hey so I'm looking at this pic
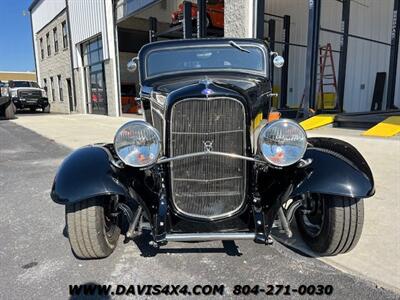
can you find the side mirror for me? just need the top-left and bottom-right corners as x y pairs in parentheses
(270, 52), (285, 68)
(127, 57), (138, 73)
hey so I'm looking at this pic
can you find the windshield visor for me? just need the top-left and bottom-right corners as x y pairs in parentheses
(145, 45), (266, 78)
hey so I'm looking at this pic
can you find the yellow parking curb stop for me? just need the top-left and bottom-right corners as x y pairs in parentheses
(363, 116), (400, 137)
(300, 114), (336, 131)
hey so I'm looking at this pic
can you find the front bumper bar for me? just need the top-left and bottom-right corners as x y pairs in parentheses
(13, 97), (48, 108)
(165, 232), (256, 242)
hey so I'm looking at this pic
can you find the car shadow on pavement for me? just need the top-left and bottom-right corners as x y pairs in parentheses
(271, 226), (315, 258)
(61, 223), (318, 259)
(63, 225), (69, 238)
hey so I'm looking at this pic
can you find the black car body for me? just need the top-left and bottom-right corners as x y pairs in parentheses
(51, 39), (374, 259)
(8, 80), (49, 112)
(0, 81), (15, 119)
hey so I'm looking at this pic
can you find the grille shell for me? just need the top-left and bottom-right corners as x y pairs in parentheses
(151, 108), (164, 150)
(170, 97), (247, 220)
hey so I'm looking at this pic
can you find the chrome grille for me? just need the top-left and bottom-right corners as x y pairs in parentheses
(19, 90), (41, 100)
(170, 97), (246, 220)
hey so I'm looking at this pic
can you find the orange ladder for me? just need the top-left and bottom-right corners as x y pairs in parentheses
(318, 43), (338, 110)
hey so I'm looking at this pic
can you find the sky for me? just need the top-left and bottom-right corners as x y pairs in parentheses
(0, 0), (35, 72)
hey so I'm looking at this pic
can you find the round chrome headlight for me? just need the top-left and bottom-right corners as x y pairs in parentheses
(258, 119), (307, 167)
(114, 121), (161, 167)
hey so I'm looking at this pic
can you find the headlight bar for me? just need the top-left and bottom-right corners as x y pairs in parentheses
(157, 150), (267, 164)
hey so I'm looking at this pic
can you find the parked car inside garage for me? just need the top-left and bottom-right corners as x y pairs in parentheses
(171, 0), (224, 29)
(121, 84), (142, 114)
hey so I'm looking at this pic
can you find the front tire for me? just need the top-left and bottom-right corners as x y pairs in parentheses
(4, 102), (16, 119)
(296, 194), (364, 256)
(42, 104), (50, 113)
(66, 198), (121, 259)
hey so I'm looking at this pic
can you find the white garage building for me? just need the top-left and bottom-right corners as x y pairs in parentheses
(29, 0), (399, 117)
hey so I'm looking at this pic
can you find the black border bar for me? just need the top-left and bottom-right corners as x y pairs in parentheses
(387, 0), (400, 109)
(303, 0), (321, 115)
(197, 0), (207, 38)
(337, 0), (350, 112)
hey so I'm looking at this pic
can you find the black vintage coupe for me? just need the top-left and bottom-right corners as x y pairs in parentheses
(51, 39), (374, 259)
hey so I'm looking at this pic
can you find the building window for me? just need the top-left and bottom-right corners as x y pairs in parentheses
(58, 75), (63, 101)
(62, 21), (68, 49)
(39, 38), (44, 59)
(83, 36), (103, 66)
(50, 77), (55, 101)
(53, 27), (58, 53)
(82, 36), (107, 115)
(46, 33), (51, 56)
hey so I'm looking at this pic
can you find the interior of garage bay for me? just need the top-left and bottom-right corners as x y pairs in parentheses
(115, 0), (399, 122)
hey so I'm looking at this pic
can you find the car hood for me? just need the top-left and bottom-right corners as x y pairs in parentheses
(9, 87), (44, 92)
(148, 74), (265, 95)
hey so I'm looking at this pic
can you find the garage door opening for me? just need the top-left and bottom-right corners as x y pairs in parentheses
(116, 0), (224, 116)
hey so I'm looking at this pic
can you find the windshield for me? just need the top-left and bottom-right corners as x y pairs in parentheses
(146, 45), (266, 78)
(9, 81), (39, 88)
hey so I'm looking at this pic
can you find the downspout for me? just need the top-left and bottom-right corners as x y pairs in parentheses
(66, 0), (78, 112)
(249, 0), (256, 38)
(113, 0), (122, 117)
(251, 0), (257, 38)
(103, 0), (121, 117)
(254, 0), (266, 39)
(29, 9), (39, 83)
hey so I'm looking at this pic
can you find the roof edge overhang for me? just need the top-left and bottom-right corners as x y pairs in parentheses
(28, 0), (41, 12)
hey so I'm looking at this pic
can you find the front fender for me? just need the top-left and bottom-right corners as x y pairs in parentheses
(291, 138), (375, 198)
(51, 146), (128, 204)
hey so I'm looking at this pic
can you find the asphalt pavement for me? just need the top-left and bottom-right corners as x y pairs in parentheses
(0, 120), (398, 299)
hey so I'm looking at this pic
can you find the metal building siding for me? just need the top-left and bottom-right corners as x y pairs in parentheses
(134, 0), (185, 22)
(31, 0), (66, 34)
(319, 0), (342, 82)
(344, 40), (391, 112)
(116, 0), (160, 21)
(116, 0), (186, 23)
(349, 0), (393, 43)
(68, 0), (109, 67)
(266, 0), (395, 112)
(125, 0), (159, 16)
(344, 0), (394, 112)
(266, 0), (309, 107)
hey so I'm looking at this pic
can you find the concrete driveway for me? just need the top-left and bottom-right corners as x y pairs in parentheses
(3, 113), (400, 296)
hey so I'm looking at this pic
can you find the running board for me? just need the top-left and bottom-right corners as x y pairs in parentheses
(165, 232), (256, 242)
